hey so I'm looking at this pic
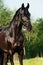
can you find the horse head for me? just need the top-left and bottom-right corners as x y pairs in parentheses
(13, 3), (32, 32)
(20, 3), (32, 31)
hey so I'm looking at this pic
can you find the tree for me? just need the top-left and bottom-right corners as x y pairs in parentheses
(23, 18), (43, 58)
(36, 18), (43, 57)
(0, 0), (13, 27)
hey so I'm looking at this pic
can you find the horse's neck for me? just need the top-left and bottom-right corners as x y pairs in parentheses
(6, 14), (22, 38)
(14, 15), (22, 35)
(5, 22), (14, 46)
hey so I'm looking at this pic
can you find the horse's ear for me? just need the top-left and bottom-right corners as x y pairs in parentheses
(22, 3), (24, 9)
(26, 3), (29, 9)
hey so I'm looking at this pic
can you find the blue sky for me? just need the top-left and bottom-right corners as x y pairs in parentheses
(4, 0), (43, 19)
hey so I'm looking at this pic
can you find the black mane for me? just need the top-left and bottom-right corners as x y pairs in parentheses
(9, 8), (21, 27)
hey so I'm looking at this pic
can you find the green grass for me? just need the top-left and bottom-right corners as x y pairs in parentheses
(7, 57), (43, 65)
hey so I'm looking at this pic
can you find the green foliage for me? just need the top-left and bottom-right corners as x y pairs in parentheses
(36, 18), (43, 52)
(0, 0), (14, 27)
(23, 18), (43, 58)
(0, 8), (13, 27)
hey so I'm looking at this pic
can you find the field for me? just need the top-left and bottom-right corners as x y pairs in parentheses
(7, 57), (43, 65)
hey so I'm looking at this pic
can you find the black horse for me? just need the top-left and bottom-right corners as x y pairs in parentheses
(0, 3), (32, 65)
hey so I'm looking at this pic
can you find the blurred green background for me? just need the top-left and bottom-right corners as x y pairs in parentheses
(0, 0), (43, 65)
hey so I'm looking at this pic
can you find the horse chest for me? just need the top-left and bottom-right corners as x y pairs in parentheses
(14, 33), (24, 47)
